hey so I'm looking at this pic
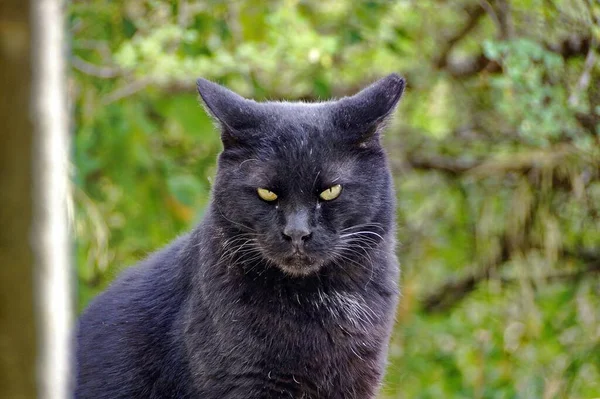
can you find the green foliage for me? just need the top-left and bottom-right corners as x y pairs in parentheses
(483, 39), (579, 146)
(71, 0), (600, 396)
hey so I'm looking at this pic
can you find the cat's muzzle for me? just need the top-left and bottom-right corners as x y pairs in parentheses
(279, 252), (322, 276)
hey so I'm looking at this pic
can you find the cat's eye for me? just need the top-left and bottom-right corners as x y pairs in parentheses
(257, 188), (278, 202)
(319, 184), (342, 201)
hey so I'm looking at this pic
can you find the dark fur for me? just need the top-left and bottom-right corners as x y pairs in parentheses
(76, 74), (405, 398)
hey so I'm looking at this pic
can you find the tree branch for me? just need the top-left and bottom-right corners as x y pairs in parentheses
(422, 188), (538, 313)
(71, 55), (121, 79)
(404, 154), (481, 175)
(443, 35), (596, 78)
(403, 145), (574, 177)
(422, 248), (600, 313)
(568, 42), (597, 107)
(435, 4), (486, 69)
(492, 0), (514, 39)
(503, 262), (600, 284)
(101, 78), (151, 104)
(421, 235), (512, 313)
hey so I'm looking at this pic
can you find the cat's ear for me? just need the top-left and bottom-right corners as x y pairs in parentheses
(196, 78), (262, 147)
(331, 73), (405, 143)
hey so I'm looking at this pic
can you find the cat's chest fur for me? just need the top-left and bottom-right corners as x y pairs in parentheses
(183, 256), (396, 398)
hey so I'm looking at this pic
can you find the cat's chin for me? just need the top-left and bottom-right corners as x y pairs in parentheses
(277, 255), (323, 277)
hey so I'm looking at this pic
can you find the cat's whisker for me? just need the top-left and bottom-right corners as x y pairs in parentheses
(220, 233), (267, 262)
(338, 246), (374, 261)
(340, 238), (381, 254)
(332, 249), (370, 271)
(330, 256), (370, 288)
(216, 238), (258, 269)
(221, 237), (250, 251)
(341, 237), (380, 248)
(331, 242), (377, 288)
(215, 207), (257, 232)
(220, 234), (255, 250)
(340, 223), (385, 233)
(240, 253), (266, 273)
(339, 231), (384, 241)
(219, 236), (272, 272)
(232, 246), (262, 262)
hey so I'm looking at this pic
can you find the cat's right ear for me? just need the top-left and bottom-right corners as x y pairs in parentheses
(330, 74), (405, 144)
(196, 78), (262, 148)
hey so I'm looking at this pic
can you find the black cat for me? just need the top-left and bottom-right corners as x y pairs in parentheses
(76, 74), (405, 398)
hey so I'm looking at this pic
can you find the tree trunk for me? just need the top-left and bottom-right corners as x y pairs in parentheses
(31, 0), (72, 397)
(0, 0), (37, 396)
(0, 0), (71, 397)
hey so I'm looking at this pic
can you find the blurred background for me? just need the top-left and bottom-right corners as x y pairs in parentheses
(70, 1), (600, 397)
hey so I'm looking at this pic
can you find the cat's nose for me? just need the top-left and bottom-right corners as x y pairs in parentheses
(283, 227), (312, 248)
(283, 210), (312, 248)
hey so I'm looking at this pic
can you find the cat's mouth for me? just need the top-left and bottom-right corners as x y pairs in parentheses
(278, 252), (323, 276)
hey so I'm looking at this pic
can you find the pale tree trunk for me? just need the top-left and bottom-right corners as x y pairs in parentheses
(0, 0), (37, 396)
(31, 0), (72, 398)
(0, 0), (71, 397)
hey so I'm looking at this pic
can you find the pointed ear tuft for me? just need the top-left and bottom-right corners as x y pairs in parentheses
(196, 78), (262, 147)
(331, 73), (405, 142)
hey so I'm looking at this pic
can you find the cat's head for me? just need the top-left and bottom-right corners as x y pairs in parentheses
(198, 75), (404, 276)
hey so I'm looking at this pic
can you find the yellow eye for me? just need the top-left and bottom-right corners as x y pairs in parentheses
(319, 184), (342, 201)
(257, 188), (278, 201)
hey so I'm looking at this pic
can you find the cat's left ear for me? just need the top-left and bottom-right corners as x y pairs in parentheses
(331, 73), (405, 143)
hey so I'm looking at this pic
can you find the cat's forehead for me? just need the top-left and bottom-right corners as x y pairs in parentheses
(237, 104), (363, 186)
(246, 159), (356, 193)
(241, 134), (357, 188)
(246, 105), (336, 150)
(260, 102), (334, 129)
